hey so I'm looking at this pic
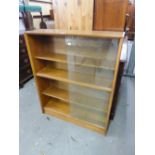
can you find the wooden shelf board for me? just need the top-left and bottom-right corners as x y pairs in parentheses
(44, 99), (106, 133)
(25, 29), (124, 38)
(43, 86), (69, 102)
(43, 86), (108, 112)
(35, 53), (115, 71)
(36, 67), (112, 92)
(36, 53), (67, 64)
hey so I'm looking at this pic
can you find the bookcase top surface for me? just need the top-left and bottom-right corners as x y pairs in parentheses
(25, 29), (124, 38)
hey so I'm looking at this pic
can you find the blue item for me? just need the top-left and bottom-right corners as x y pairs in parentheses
(19, 5), (42, 12)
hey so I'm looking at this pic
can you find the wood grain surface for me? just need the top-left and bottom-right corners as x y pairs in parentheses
(93, 0), (128, 31)
(53, 0), (94, 30)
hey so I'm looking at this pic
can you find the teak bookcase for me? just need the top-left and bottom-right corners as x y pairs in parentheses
(24, 29), (124, 134)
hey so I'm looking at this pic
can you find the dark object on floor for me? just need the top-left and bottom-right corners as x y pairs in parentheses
(40, 12), (47, 29)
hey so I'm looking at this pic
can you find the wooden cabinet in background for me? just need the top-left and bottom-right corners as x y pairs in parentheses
(53, 0), (94, 30)
(126, 2), (135, 40)
(19, 33), (33, 87)
(93, 0), (128, 31)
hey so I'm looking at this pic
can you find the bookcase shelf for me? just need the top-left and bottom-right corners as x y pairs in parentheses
(43, 86), (69, 102)
(35, 52), (115, 71)
(44, 99), (106, 133)
(43, 86), (108, 112)
(24, 29), (124, 134)
(36, 67), (112, 92)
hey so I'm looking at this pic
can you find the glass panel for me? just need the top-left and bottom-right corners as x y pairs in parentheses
(65, 36), (118, 69)
(55, 82), (110, 111)
(70, 103), (107, 127)
(36, 35), (119, 127)
(64, 36), (118, 126)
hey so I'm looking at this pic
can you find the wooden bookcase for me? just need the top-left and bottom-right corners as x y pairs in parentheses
(24, 29), (124, 134)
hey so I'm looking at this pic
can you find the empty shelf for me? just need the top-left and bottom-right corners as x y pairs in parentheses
(44, 99), (70, 115)
(44, 99), (106, 132)
(36, 53), (67, 63)
(43, 86), (69, 102)
(36, 67), (112, 92)
(35, 53), (115, 71)
(43, 86), (108, 112)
